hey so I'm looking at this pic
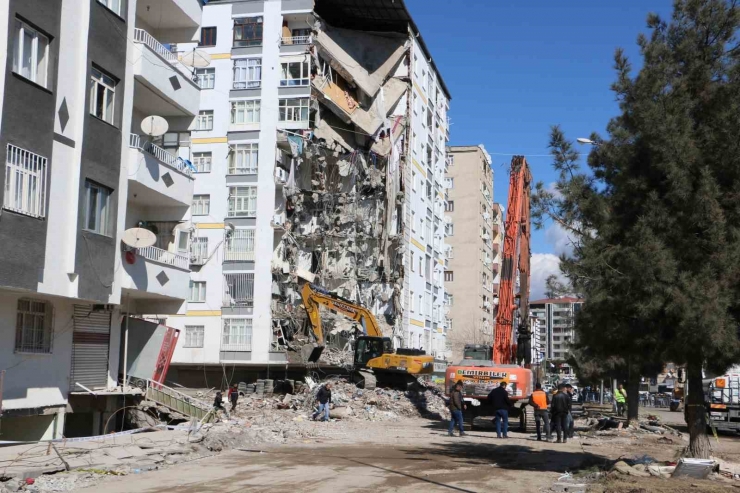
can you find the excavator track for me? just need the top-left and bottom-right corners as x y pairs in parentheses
(520, 405), (537, 433)
(358, 370), (377, 390)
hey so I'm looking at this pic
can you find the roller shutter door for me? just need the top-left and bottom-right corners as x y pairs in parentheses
(70, 305), (111, 391)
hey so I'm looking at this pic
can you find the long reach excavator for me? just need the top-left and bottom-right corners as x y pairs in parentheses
(301, 283), (434, 389)
(444, 155), (535, 431)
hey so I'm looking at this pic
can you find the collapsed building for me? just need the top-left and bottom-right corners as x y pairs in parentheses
(166, 0), (452, 382)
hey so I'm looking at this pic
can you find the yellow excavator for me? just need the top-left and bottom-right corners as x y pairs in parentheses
(301, 283), (433, 389)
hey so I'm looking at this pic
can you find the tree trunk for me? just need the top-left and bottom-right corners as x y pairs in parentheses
(686, 361), (711, 458)
(626, 368), (640, 424)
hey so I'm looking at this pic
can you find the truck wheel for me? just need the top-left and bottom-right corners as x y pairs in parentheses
(464, 408), (478, 431)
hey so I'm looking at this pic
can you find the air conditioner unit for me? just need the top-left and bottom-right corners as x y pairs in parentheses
(272, 214), (285, 227)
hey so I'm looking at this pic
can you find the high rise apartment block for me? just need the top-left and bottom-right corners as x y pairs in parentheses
(529, 297), (583, 374)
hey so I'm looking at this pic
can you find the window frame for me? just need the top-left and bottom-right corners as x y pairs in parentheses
(83, 180), (114, 237)
(227, 186), (257, 217)
(221, 318), (253, 351)
(4, 144), (48, 218)
(444, 271), (454, 282)
(192, 152), (212, 173)
(230, 99), (261, 125)
(224, 228), (256, 261)
(90, 67), (116, 125)
(233, 58), (261, 89)
(278, 98), (309, 123)
(228, 143), (259, 175)
(196, 110), (213, 131)
(184, 325), (204, 348)
(189, 281), (207, 302)
(199, 27), (217, 47)
(15, 298), (53, 354)
(280, 60), (310, 87)
(195, 67), (215, 89)
(192, 194), (210, 216)
(12, 19), (50, 88)
(233, 17), (263, 48)
(445, 200), (454, 212)
(96, 0), (122, 16)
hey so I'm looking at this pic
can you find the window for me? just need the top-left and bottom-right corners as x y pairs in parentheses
(230, 100), (260, 124)
(193, 152), (212, 173)
(426, 181), (432, 201)
(189, 281), (206, 302)
(199, 27), (217, 47)
(418, 255), (423, 274)
(280, 60), (310, 86)
(227, 186), (257, 217)
(4, 144), (47, 218)
(192, 194), (210, 215)
(446, 177), (454, 189)
(190, 237), (208, 264)
(97, 0), (122, 16)
(234, 17), (263, 47)
(195, 68), (215, 89)
(83, 180), (113, 236)
(410, 291), (415, 311)
(413, 54), (418, 75)
(15, 299), (52, 354)
(418, 294), (423, 313)
(90, 68), (116, 124)
(229, 143), (259, 175)
(222, 318), (252, 351)
(225, 228), (255, 261)
(448, 294), (454, 306)
(411, 211), (416, 232)
(184, 325), (204, 348)
(412, 171), (417, 191)
(278, 98), (309, 122)
(12, 20), (49, 88)
(445, 201), (454, 212)
(223, 274), (254, 307)
(196, 110), (213, 131)
(410, 251), (415, 272)
(445, 223), (454, 236)
(444, 271), (454, 282)
(447, 155), (454, 166)
(233, 59), (261, 89)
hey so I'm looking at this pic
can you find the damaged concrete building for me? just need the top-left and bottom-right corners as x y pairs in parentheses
(166, 0), (452, 381)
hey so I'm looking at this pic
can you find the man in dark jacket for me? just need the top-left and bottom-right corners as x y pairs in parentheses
(448, 381), (467, 436)
(229, 384), (239, 412)
(312, 383), (332, 422)
(565, 384), (575, 439)
(551, 384), (570, 443)
(213, 391), (230, 419)
(488, 381), (513, 438)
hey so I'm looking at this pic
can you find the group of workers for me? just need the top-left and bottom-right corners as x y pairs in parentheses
(447, 380), (582, 443)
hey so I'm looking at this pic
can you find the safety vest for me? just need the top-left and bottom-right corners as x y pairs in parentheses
(531, 390), (548, 409)
(615, 388), (626, 403)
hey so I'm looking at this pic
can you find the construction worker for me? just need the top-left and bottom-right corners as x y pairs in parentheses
(229, 383), (239, 412)
(488, 381), (513, 439)
(312, 382), (332, 422)
(551, 384), (570, 443)
(528, 383), (551, 441)
(213, 391), (230, 420)
(448, 381), (467, 437)
(615, 383), (627, 416)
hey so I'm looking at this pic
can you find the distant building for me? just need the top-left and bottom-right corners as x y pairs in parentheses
(529, 297), (584, 374)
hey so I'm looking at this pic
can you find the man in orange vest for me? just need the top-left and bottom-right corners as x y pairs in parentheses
(528, 382), (551, 441)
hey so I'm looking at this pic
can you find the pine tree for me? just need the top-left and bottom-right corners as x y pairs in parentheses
(534, 0), (740, 457)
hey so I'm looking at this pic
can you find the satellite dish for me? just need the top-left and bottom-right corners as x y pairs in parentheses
(122, 228), (157, 248)
(141, 115), (169, 137)
(181, 49), (211, 68)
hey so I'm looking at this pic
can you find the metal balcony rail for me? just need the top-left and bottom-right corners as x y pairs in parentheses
(130, 133), (193, 177)
(136, 245), (189, 270)
(223, 273), (255, 307)
(143, 379), (213, 421)
(133, 28), (193, 81)
(224, 229), (256, 261)
(281, 35), (311, 45)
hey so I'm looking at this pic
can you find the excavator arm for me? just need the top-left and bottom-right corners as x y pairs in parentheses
(301, 283), (383, 362)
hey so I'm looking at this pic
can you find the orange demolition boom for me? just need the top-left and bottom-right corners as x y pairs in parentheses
(495, 155), (532, 365)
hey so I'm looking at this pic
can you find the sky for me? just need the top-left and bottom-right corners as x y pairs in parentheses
(406, 0), (675, 299)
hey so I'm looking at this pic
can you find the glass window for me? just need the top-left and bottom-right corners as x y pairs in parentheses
(233, 59), (261, 89)
(228, 143), (258, 175)
(227, 186), (257, 217)
(199, 27), (217, 47)
(12, 20), (49, 87)
(15, 299), (52, 354)
(230, 100), (260, 124)
(189, 281), (206, 302)
(280, 60), (310, 86)
(192, 194), (210, 215)
(225, 228), (255, 261)
(233, 17), (263, 47)
(83, 180), (113, 236)
(193, 152), (212, 173)
(221, 318), (253, 351)
(4, 144), (47, 218)
(97, 0), (121, 16)
(278, 98), (309, 122)
(184, 325), (204, 348)
(196, 110), (213, 131)
(90, 68), (116, 124)
(195, 68), (215, 89)
(445, 201), (454, 212)
(444, 271), (453, 282)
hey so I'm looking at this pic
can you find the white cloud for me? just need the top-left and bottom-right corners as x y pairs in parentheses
(545, 222), (576, 256)
(530, 253), (567, 300)
(547, 181), (563, 200)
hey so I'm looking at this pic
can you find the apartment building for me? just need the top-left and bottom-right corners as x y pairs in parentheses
(529, 297), (583, 374)
(0, 0), (201, 441)
(442, 145), (495, 362)
(166, 0), (451, 380)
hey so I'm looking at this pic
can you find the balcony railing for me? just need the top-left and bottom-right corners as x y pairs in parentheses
(136, 246), (189, 270)
(130, 133), (194, 177)
(281, 35), (311, 45)
(133, 28), (191, 80)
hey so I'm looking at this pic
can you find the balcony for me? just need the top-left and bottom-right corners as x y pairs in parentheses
(135, 0), (201, 38)
(132, 29), (200, 117)
(281, 35), (311, 46)
(129, 134), (194, 207)
(121, 246), (191, 312)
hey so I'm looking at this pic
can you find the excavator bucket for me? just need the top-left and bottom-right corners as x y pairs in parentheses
(302, 343), (325, 363)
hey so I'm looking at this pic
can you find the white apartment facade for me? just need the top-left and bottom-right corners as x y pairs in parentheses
(0, 0), (201, 441)
(529, 297), (583, 375)
(167, 0), (451, 374)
